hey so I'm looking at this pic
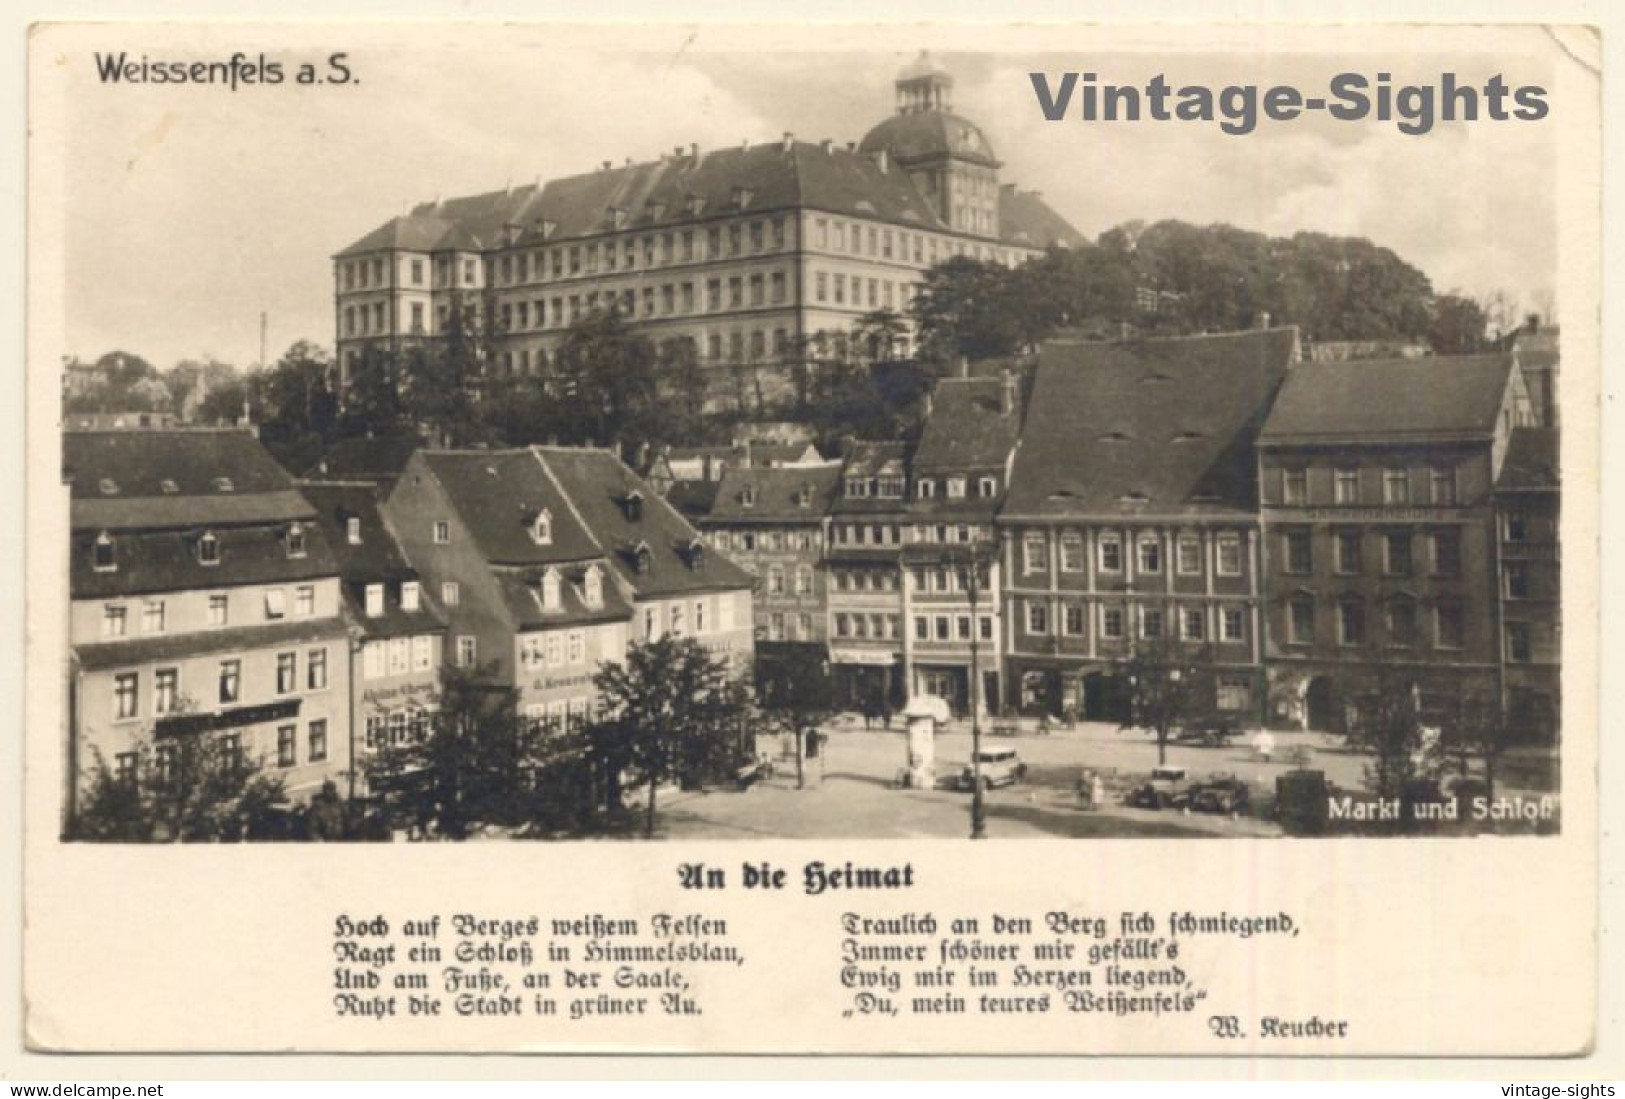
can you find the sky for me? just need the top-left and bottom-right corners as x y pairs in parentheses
(43, 24), (1567, 370)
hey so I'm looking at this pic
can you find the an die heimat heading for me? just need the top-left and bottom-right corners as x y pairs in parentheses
(680, 861), (916, 895)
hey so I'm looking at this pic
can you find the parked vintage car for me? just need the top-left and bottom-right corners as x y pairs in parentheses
(1187, 773), (1252, 814)
(1125, 766), (1191, 809)
(956, 747), (1027, 791)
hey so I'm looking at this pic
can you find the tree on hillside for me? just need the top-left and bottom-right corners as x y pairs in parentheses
(584, 637), (750, 837)
(1429, 293), (1491, 355)
(553, 309), (662, 460)
(909, 256), (1027, 367)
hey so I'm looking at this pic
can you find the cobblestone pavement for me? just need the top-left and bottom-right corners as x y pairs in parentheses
(653, 719), (1364, 840)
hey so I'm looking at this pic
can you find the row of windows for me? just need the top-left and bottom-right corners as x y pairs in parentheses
(640, 596), (734, 642)
(361, 635), (435, 679)
(1279, 528), (1460, 578)
(829, 521), (991, 548)
(908, 566), (993, 596)
(92, 526), (307, 573)
(765, 565), (818, 597)
(522, 697), (597, 734)
(913, 614), (997, 643)
(762, 612), (818, 642)
(518, 629), (589, 670)
(1285, 596), (1465, 650)
(110, 648), (330, 721)
(710, 528), (822, 553)
(1022, 601), (1247, 643)
(1022, 531), (1245, 577)
(833, 612), (903, 640)
(829, 568), (893, 594)
(493, 218), (792, 288)
(809, 216), (1011, 268)
(812, 270), (919, 312)
(101, 585), (320, 638)
(364, 707), (433, 751)
(490, 270), (795, 334)
(114, 720), (329, 779)
(1279, 466), (1458, 507)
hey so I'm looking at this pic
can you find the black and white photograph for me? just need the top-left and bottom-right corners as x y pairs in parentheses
(50, 34), (1570, 845)
(17, 16), (1604, 1062)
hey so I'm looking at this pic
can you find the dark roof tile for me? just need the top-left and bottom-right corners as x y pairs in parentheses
(1260, 353), (1513, 443)
(1005, 328), (1299, 519)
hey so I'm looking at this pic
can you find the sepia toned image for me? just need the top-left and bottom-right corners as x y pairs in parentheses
(21, 19), (1602, 1058)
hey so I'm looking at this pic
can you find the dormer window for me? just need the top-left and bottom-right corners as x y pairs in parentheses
(540, 567), (562, 611)
(946, 477), (967, 499)
(213, 477), (234, 493)
(741, 485), (758, 508)
(98, 478), (119, 496)
(583, 565), (603, 609)
(732, 186), (754, 209)
(876, 476), (904, 499)
(917, 479), (936, 499)
(797, 484), (813, 508)
(686, 538), (705, 571)
(92, 531), (116, 572)
(531, 508), (553, 545)
(197, 532), (220, 566)
(846, 477), (870, 498)
(160, 479), (179, 495)
(623, 491), (644, 522)
(402, 581), (420, 612)
(286, 523), (307, 558)
(364, 583), (384, 618)
(978, 476), (998, 497)
(346, 516), (362, 545)
(632, 541), (652, 575)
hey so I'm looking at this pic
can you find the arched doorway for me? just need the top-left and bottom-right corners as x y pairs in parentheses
(1305, 676), (1338, 733)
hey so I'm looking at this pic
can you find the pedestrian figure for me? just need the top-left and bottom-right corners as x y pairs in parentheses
(1253, 729), (1276, 763)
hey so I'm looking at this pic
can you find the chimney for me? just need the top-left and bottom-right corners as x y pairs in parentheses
(1000, 367), (1016, 416)
(601, 160), (611, 171)
(674, 145), (683, 157)
(876, 149), (889, 173)
(1525, 312), (1541, 333)
(782, 131), (794, 153)
(820, 139), (833, 155)
(846, 140), (856, 153)
(690, 142), (699, 158)
(1254, 310), (1271, 330)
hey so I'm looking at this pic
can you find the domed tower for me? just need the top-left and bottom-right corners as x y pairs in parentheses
(859, 52), (1002, 238)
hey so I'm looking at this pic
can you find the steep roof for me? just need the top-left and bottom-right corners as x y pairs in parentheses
(298, 481), (417, 582)
(664, 480), (720, 521)
(493, 562), (634, 631)
(64, 428), (308, 530)
(1260, 353), (1513, 444)
(830, 441), (910, 516)
(998, 186), (1089, 250)
(1005, 328), (1299, 519)
(69, 521), (339, 600)
(858, 109), (999, 167)
(337, 137), (1082, 257)
(533, 446), (752, 598)
(418, 450), (602, 567)
(1512, 325), (1560, 371)
(1497, 427), (1560, 491)
(706, 466), (840, 523)
(913, 376), (1022, 472)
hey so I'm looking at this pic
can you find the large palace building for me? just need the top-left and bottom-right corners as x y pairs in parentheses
(331, 56), (1084, 392)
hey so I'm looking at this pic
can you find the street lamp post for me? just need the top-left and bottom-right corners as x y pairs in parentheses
(963, 550), (987, 840)
(903, 538), (996, 840)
